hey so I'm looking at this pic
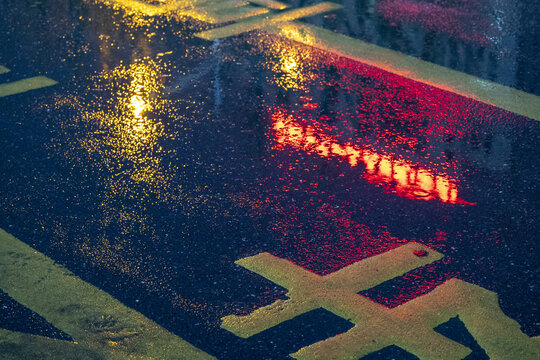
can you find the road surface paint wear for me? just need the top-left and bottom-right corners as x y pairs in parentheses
(0, 76), (58, 98)
(0, 229), (214, 360)
(223, 243), (540, 359)
(99, 0), (540, 121)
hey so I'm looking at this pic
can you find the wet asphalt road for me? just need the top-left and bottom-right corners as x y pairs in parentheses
(0, 0), (539, 359)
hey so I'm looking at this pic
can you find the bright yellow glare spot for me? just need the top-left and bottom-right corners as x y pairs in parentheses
(96, 61), (166, 169)
(266, 39), (315, 90)
(281, 55), (298, 74)
(276, 50), (305, 90)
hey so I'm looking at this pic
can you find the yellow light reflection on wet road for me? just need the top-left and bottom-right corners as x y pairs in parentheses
(49, 58), (173, 277)
(85, 59), (169, 188)
(49, 53), (214, 317)
(270, 40), (315, 90)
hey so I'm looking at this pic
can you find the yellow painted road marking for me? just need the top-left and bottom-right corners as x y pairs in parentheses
(293, 279), (540, 360)
(263, 22), (540, 121)
(223, 243), (540, 359)
(0, 229), (215, 359)
(0, 329), (102, 360)
(194, 0), (269, 24)
(223, 243), (442, 338)
(195, 2), (342, 40)
(0, 76), (58, 98)
(248, 0), (288, 10)
(0, 66), (9, 74)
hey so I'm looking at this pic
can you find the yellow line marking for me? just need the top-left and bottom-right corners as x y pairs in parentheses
(263, 22), (540, 121)
(0, 329), (100, 359)
(195, 1), (270, 24)
(0, 76), (58, 98)
(198, 0), (250, 11)
(0, 66), (9, 74)
(223, 243), (540, 359)
(209, 6), (269, 24)
(195, 2), (342, 40)
(0, 228), (215, 359)
(249, 0), (288, 10)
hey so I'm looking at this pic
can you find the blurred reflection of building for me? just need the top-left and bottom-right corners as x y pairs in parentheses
(516, 1), (540, 95)
(294, 0), (532, 95)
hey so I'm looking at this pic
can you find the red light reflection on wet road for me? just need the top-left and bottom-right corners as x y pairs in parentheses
(267, 201), (455, 306)
(271, 108), (475, 205)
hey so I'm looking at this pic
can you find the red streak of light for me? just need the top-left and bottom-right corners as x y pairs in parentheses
(272, 109), (475, 205)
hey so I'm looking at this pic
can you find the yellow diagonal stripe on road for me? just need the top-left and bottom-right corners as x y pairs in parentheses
(264, 22), (540, 121)
(0, 229), (215, 360)
(193, 0), (269, 24)
(0, 329), (100, 360)
(0, 66), (9, 74)
(195, 2), (342, 40)
(0, 76), (58, 98)
(249, 0), (288, 10)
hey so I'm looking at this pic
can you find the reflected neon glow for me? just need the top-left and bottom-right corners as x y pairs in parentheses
(271, 108), (474, 205)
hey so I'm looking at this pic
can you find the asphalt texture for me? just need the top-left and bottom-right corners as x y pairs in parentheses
(0, 0), (539, 359)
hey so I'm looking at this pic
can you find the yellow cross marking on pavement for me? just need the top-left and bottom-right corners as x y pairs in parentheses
(194, 2), (342, 40)
(222, 243), (540, 359)
(0, 229), (214, 359)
